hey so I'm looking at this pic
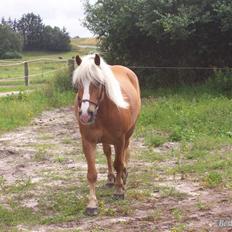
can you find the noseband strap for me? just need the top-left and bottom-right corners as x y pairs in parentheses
(80, 85), (104, 110)
(81, 99), (98, 107)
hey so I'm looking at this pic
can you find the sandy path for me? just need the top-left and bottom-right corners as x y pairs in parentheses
(0, 107), (231, 232)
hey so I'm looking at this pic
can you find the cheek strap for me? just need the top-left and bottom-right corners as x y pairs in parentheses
(79, 85), (105, 111)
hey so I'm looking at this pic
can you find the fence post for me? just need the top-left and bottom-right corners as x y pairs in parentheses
(68, 59), (75, 88)
(24, 62), (29, 86)
(68, 59), (75, 76)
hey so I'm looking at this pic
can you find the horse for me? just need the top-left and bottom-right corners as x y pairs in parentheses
(72, 54), (141, 216)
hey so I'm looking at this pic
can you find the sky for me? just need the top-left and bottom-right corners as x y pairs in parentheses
(0, 0), (96, 37)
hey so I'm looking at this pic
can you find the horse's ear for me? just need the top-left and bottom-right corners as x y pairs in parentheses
(94, 54), (100, 66)
(76, 55), (82, 66)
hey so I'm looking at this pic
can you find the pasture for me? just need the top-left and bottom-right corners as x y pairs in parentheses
(0, 38), (97, 93)
(0, 39), (232, 231)
(0, 77), (232, 231)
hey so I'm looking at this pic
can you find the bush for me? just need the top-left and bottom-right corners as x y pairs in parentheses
(45, 69), (73, 94)
(84, 0), (232, 87)
(42, 26), (71, 52)
(207, 69), (232, 95)
(53, 69), (73, 92)
(0, 51), (22, 59)
(0, 24), (23, 58)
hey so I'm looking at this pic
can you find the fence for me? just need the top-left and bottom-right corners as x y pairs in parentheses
(0, 58), (76, 87)
(0, 56), (231, 89)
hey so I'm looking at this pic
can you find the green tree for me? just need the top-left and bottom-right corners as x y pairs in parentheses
(84, 0), (232, 86)
(17, 13), (44, 50)
(0, 24), (22, 59)
(42, 26), (71, 51)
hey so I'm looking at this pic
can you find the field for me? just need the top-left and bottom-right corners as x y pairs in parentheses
(0, 84), (232, 231)
(0, 41), (232, 231)
(0, 38), (97, 93)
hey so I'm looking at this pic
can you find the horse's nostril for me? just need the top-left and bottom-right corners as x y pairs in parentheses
(88, 110), (94, 117)
(79, 110), (82, 116)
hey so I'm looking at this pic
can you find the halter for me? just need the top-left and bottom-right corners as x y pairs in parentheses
(79, 84), (104, 112)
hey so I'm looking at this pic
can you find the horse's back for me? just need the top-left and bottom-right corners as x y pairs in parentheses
(111, 65), (141, 123)
(111, 65), (140, 96)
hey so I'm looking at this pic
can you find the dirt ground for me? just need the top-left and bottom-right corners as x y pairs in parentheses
(0, 107), (231, 232)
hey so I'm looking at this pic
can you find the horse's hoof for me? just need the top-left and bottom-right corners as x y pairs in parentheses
(105, 182), (114, 188)
(85, 207), (98, 216)
(113, 193), (124, 200)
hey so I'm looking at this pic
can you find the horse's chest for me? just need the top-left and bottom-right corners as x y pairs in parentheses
(96, 126), (121, 144)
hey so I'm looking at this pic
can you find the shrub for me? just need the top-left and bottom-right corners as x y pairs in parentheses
(52, 69), (73, 92)
(84, 0), (232, 87)
(207, 69), (232, 95)
(0, 24), (22, 59)
(1, 51), (22, 59)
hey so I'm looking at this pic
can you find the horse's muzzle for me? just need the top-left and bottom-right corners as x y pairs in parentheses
(79, 111), (96, 125)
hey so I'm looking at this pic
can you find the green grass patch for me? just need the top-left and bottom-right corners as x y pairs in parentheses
(0, 204), (38, 230)
(39, 190), (86, 224)
(0, 47), (92, 91)
(137, 85), (232, 189)
(204, 172), (223, 188)
(0, 69), (74, 133)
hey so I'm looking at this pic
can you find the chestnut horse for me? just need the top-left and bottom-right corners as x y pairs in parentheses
(73, 54), (141, 215)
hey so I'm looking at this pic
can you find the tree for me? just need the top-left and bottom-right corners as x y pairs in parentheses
(0, 24), (22, 59)
(84, 0), (232, 85)
(17, 13), (44, 50)
(1, 17), (17, 31)
(42, 26), (71, 51)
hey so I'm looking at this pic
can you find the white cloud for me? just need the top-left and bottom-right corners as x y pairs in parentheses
(0, 0), (96, 37)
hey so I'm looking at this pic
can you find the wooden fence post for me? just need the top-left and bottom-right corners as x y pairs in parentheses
(24, 62), (29, 86)
(68, 59), (75, 88)
(68, 59), (75, 76)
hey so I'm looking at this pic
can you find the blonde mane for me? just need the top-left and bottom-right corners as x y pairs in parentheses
(72, 54), (128, 109)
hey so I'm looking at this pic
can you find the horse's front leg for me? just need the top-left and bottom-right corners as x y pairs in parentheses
(103, 143), (115, 187)
(113, 136), (126, 199)
(82, 138), (98, 216)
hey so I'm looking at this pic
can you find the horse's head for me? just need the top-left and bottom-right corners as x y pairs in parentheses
(75, 54), (104, 125)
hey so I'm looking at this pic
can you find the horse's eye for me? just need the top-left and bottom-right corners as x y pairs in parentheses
(95, 82), (100, 87)
(74, 84), (78, 92)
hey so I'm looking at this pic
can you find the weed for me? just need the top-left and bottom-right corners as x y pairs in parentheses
(196, 198), (210, 211)
(204, 172), (223, 188)
(145, 208), (162, 221)
(34, 147), (48, 162)
(7, 178), (33, 193)
(171, 208), (183, 221)
(159, 186), (187, 199)
(170, 223), (186, 232)
(55, 155), (66, 163)
(145, 135), (167, 147)
(127, 189), (151, 201)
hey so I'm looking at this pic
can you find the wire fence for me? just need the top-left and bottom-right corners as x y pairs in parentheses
(0, 56), (231, 89)
(129, 66), (232, 70)
(0, 58), (75, 87)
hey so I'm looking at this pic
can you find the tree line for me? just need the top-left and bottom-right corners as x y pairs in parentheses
(84, 0), (232, 86)
(0, 13), (71, 59)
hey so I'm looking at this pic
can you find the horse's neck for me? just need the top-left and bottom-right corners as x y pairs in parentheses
(99, 90), (117, 113)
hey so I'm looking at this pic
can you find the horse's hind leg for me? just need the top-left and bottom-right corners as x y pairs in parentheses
(122, 139), (130, 185)
(102, 143), (115, 187)
(82, 139), (98, 216)
(113, 137), (126, 199)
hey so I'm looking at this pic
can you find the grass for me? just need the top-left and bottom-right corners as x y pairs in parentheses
(0, 38), (97, 92)
(0, 184), (87, 231)
(71, 37), (97, 49)
(0, 70), (74, 133)
(0, 50), (232, 229)
(137, 84), (232, 189)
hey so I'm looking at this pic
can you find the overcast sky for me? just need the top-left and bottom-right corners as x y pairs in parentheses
(0, 0), (96, 37)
